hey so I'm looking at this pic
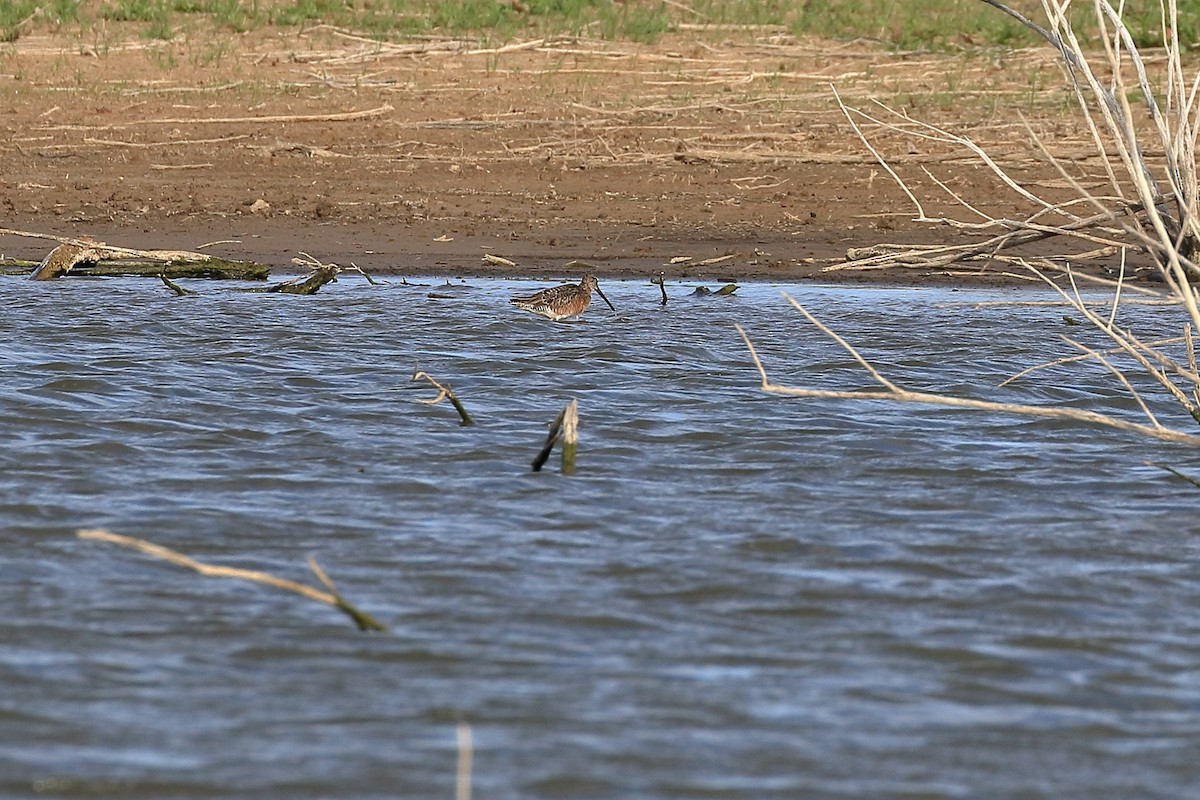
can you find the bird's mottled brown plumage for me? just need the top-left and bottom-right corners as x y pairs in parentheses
(510, 275), (615, 320)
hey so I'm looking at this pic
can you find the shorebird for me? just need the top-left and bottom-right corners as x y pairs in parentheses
(510, 275), (615, 320)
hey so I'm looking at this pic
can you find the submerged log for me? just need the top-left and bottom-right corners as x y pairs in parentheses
(691, 284), (739, 296)
(240, 265), (339, 294)
(83, 258), (270, 280)
(237, 255), (377, 295)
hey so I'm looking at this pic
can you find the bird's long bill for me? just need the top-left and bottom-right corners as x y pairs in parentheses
(594, 284), (616, 311)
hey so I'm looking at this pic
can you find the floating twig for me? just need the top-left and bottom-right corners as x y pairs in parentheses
(346, 262), (381, 285)
(77, 528), (385, 632)
(412, 370), (474, 426)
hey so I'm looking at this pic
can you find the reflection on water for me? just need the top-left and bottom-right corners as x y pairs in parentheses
(2, 277), (1199, 799)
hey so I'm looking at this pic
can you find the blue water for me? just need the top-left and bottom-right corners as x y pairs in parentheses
(2, 276), (1199, 799)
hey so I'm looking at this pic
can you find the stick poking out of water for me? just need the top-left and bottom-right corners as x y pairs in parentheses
(1146, 461), (1200, 489)
(652, 272), (668, 306)
(413, 370), (474, 425)
(456, 722), (473, 800)
(531, 399), (578, 474)
(76, 529), (386, 632)
(532, 405), (566, 472)
(159, 273), (198, 296)
(561, 399), (578, 475)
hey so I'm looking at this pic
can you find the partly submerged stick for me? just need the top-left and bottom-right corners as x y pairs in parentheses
(413, 370), (474, 426)
(456, 723), (473, 800)
(531, 404), (568, 472)
(159, 273), (198, 296)
(561, 399), (578, 475)
(77, 529), (385, 632)
(653, 272), (668, 306)
(240, 253), (377, 295)
(1146, 461), (1200, 489)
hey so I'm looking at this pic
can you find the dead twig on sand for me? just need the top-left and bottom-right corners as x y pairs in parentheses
(4, 227), (227, 264)
(77, 529), (385, 632)
(829, 0), (1200, 284)
(130, 104), (394, 126)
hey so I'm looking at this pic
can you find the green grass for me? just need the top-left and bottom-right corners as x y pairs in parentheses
(3, 0), (1198, 50)
(0, 0), (82, 41)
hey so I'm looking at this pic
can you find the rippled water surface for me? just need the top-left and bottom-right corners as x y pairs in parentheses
(3, 276), (1200, 799)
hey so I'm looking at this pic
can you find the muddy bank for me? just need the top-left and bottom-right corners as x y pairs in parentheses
(0, 26), (1143, 287)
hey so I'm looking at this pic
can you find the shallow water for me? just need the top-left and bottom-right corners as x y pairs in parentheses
(2, 276), (1199, 799)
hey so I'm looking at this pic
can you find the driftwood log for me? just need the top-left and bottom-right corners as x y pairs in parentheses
(0, 228), (270, 280)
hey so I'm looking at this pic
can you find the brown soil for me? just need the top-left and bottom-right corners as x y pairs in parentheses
(0, 24), (1142, 285)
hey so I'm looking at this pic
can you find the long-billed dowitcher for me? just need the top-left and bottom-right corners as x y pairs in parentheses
(510, 275), (615, 320)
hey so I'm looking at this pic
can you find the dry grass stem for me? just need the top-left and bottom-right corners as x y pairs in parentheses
(129, 105), (393, 126)
(83, 134), (251, 149)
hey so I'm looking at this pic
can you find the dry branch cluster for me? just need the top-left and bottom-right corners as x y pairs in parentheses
(744, 0), (1200, 449)
(833, 1), (1200, 282)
